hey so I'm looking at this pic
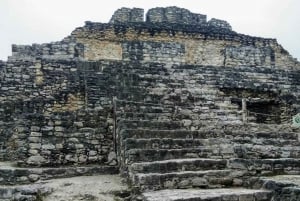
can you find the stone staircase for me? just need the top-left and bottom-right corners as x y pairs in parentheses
(115, 99), (300, 201)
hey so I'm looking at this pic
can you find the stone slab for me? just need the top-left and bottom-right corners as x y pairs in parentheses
(142, 188), (272, 201)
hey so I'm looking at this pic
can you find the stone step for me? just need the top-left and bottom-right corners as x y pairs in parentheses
(125, 148), (233, 164)
(129, 158), (227, 174)
(123, 137), (300, 151)
(117, 93), (164, 105)
(229, 158), (300, 175)
(117, 120), (186, 130)
(0, 184), (50, 200)
(119, 128), (299, 141)
(141, 188), (273, 201)
(117, 120), (298, 134)
(120, 129), (210, 140)
(115, 103), (175, 114)
(123, 138), (228, 150)
(131, 170), (239, 191)
(233, 137), (300, 147)
(125, 145), (300, 164)
(116, 112), (174, 121)
(235, 144), (300, 159)
(0, 162), (118, 185)
(259, 174), (300, 200)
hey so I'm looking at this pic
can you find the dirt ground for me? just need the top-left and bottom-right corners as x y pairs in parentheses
(40, 175), (129, 201)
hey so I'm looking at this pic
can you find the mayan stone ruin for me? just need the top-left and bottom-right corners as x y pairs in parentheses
(1, 6), (300, 201)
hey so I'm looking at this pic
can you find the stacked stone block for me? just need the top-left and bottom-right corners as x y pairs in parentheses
(208, 18), (232, 30)
(9, 37), (83, 62)
(146, 7), (207, 25)
(109, 7), (144, 24)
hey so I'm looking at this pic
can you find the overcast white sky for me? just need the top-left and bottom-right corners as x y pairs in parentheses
(0, 0), (299, 61)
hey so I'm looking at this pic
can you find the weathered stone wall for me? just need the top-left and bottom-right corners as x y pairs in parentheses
(208, 18), (232, 30)
(82, 61), (300, 125)
(81, 40), (122, 61)
(224, 46), (275, 67)
(72, 21), (299, 69)
(3, 57), (299, 165)
(0, 59), (114, 166)
(0, 6), (299, 166)
(146, 7), (207, 25)
(9, 37), (84, 62)
(109, 7), (144, 24)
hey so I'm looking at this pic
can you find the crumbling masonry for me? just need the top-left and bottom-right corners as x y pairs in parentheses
(1, 6), (300, 201)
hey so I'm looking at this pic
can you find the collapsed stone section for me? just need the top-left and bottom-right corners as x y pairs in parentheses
(146, 7), (207, 25)
(109, 6), (232, 31)
(109, 7), (144, 23)
(208, 18), (232, 30)
(9, 37), (84, 62)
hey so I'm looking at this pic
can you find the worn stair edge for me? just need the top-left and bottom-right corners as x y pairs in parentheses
(250, 175), (300, 201)
(116, 111), (174, 117)
(129, 158), (227, 173)
(123, 138), (229, 150)
(117, 121), (299, 133)
(123, 137), (300, 151)
(119, 128), (299, 140)
(141, 188), (273, 201)
(125, 148), (230, 164)
(131, 170), (242, 191)
(117, 119), (185, 130)
(229, 158), (300, 173)
(125, 146), (300, 164)
(125, 148), (300, 168)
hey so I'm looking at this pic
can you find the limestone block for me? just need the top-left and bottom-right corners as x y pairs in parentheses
(191, 177), (208, 187)
(27, 155), (47, 165)
(83, 41), (122, 61)
(42, 144), (55, 150)
(28, 137), (40, 143)
(29, 143), (41, 149)
(28, 174), (40, 182)
(28, 149), (39, 155)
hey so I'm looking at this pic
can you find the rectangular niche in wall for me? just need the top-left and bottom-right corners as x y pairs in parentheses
(221, 88), (287, 124)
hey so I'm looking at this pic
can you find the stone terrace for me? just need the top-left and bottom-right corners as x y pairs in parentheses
(115, 99), (300, 200)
